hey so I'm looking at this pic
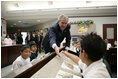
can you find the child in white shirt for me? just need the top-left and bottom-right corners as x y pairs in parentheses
(12, 45), (32, 70)
(62, 33), (111, 78)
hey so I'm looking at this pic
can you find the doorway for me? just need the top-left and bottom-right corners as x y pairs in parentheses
(21, 32), (27, 44)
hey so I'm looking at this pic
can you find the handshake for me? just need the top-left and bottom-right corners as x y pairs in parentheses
(54, 46), (67, 57)
(54, 46), (78, 57)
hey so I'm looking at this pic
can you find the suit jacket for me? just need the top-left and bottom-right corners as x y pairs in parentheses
(36, 35), (43, 43)
(30, 35), (38, 44)
(30, 52), (38, 61)
(16, 36), (23, 44)
(25, 34), (31, 44)
(42, 23), (71, 53)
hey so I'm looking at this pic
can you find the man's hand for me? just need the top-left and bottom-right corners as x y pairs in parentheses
(54, 46), (61, 57)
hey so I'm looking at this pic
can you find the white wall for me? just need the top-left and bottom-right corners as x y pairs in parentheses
(39, 16), (117, 38)
(40, 19), (57, 29)
(1, 20), (7, 35)
(69, 17), (117, 38)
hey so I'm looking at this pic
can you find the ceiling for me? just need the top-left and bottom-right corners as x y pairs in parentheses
(1, 1), (117, 27)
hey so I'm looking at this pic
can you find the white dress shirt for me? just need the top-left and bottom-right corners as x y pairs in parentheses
(78, 59), (111, 78)
(11, 56), (32, 70)
(107, 43), (112, 50)
(3, 38), (12, 45)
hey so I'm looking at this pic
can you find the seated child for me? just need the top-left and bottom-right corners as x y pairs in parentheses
(12, 45), (32, 70)
(62, 32), (111, 78)
(29, 41), (38, 61)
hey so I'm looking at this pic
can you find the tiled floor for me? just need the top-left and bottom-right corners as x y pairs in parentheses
(1, 52), (45, 77)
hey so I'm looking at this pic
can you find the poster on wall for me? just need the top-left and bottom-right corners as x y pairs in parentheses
(70, 24), (96, 35)
(107, 28), (114, 39)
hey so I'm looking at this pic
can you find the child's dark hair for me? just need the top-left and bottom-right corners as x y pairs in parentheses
(20, 45), (30, 52)
(80, 32), (107, 62)
(29, 41), (37, 48)
(5, 34), (10, 38)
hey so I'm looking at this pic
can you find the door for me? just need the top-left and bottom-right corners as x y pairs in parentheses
(103, 24), (117, 46)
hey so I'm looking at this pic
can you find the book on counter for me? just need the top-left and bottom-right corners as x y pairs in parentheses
(61, 61), (81, 76)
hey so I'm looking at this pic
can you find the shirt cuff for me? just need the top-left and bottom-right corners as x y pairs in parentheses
(73, 65), (81, 73)
(65, 46), (70, 50)
(52, 43), (57, 49)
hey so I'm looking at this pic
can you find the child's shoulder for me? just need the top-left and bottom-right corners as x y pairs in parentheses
(14, 56), (23, 62)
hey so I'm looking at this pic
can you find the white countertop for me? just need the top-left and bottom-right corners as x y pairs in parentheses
(31, 53), (80, 78)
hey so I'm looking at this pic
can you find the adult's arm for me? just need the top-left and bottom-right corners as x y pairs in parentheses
(48, 27), (61, 56)
(65, 25), (71, 47)
(48, 27), (57, 48)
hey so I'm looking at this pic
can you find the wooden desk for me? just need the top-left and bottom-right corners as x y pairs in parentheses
(31, 54), (64, 78)
(1, 44), (23, 68)
(31, 53), (78, 78)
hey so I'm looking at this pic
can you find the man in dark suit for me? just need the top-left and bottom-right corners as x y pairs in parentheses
(36, 31), (43, 53)
(42, 15), (71, 56)
(25, 32), (31, 44)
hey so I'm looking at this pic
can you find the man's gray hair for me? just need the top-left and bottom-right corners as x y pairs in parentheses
(57, 14), (68, 22)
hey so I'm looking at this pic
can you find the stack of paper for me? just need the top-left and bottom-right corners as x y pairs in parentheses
(61, 61), (81, 75)
(56, 70), (81, 78)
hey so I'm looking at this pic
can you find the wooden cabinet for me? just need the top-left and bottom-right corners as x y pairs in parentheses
(1, 45), (23, 68)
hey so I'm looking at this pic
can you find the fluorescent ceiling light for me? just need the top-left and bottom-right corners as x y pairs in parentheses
(37, 20), (40, 22)
(7, 1), (117, 11)
(14, 23), (16, 25)
(18, 21), (22, 22)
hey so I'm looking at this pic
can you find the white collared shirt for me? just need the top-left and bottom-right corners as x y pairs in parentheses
(11, 56), (32, 70)
(78, 59), (111, 78)
(107, 43), (112, 50)
(3, 38), (12, 45)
